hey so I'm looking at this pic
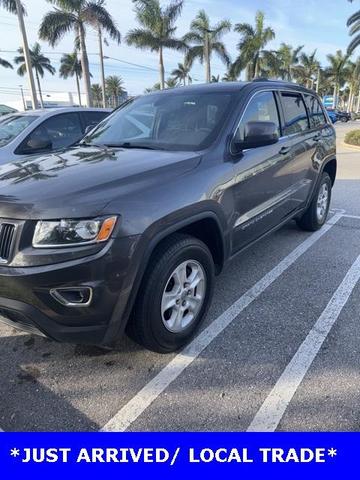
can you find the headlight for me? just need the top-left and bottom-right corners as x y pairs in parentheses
(33, 216), (117, 248)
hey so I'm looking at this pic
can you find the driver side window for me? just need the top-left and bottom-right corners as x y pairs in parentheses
(17, 113), (83, 154)
(234, 91), (280, 143)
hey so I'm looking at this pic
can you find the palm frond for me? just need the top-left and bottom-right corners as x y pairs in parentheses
(84, 0), (121, 43)
(0, 57), (13, 68)
(39, 9), (77, 46)
(126, 28), (159, 50)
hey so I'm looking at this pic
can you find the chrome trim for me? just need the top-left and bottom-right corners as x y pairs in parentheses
(50, 287), (93, 307)
(230, 87), (328, 155)
(234, 179), (312, 228)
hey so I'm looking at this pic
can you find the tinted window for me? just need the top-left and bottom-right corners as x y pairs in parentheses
(304, 95), (326, 128)
(281, 93), (308, 135)
(84, 92), (236, 151)
(234, 91), (280, 143)
(81, 111), (109, 130)
(19, 112), (83, 153)
(0, 115), (38, 147)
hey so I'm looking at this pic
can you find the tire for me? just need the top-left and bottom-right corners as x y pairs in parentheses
(127, 233), (215, 353)
(340, 116), (348, 123)
(296, 172), (332, 231)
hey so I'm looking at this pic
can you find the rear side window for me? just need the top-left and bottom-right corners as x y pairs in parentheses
(281, 93), (308, 135)
(234, 91), (280, 142)
(304, 95), (327, 128)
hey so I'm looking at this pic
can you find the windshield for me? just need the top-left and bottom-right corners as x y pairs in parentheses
(0, 115), (38, 147)
(84, 91), (236, 151)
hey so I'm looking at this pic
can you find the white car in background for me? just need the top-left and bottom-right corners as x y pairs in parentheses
(0, 107), (112, 164)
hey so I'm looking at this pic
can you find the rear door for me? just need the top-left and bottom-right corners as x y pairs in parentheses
(303, 93), (335, 176)
(277, 91), (315, 210)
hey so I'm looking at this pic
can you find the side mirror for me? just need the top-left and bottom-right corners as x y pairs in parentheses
(25, 137), (52, 152)
(233, 121), (279, 152)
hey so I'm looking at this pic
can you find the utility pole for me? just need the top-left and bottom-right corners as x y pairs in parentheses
(98, 26), (107, 108)
(15, 0), (38, 110)
(19, 84), (26, 110)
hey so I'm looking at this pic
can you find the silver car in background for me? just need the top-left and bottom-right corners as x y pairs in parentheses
(0, 107), (112, 164)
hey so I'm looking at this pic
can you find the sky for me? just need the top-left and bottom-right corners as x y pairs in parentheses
(0, 0), (357, 105)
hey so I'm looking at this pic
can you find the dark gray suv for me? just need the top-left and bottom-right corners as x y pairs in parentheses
(0, 81), (336, 352)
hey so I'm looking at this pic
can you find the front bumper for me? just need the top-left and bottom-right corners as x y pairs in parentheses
(0, 235), (141, 345)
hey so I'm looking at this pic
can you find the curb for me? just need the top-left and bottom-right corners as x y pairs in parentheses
(341, 141), (360, 151)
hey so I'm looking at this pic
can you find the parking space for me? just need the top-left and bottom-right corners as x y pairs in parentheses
(0, 122), (360, 432)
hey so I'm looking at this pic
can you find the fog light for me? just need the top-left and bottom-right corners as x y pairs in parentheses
(50, 287), (93, 307)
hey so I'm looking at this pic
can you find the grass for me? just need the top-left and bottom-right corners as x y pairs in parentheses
(344, 130), (360, 146)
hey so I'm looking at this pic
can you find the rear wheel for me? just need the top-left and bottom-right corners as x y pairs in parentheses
(296, 172), (332, 231)
(127, 234), (215, 353)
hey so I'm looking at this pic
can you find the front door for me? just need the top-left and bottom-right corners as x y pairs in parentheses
(231, 90), (297, 252)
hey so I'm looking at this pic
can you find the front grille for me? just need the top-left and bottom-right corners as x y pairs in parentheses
(0, 223), (15, 262)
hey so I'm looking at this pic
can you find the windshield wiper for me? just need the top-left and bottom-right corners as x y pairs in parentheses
(79, 141), (110, 151)
(105, 142), (164, 150)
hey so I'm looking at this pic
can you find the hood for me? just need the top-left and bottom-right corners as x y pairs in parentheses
(0, 146), (201, 219)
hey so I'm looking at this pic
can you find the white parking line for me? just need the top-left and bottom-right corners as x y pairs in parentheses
(247, 252), (360, 432)
(102, 213), (343, 432)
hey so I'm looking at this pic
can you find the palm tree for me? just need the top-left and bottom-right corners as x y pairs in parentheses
(91, 83), (103, 107)
(326, 50), (350, 107)
(171, 61), (192, 86)
(105, 75), (125, 107)
(87, 0), (121, 108)
(232, 11), (275, 80)
(344, 57), (360, 112)
(184, 9), (231, 83)
(39, 0), (120, 107)
(165, 77), (178, 88)
(0, 58), (13, 69)
(59, 52), (82, 106)
(222, 69), (238, 81)
(347, 4), (360, 54)
(14, 42), (55, 108)
(276, 43), (303, 81)
(211, 74), (220, 83)
(293, 50), (319, 89)
(1, 0), (38, 108)
(126, 0), (185, 90)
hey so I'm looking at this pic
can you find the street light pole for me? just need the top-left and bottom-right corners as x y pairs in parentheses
(15, 0), (38, 110)
(19, 84), (26, 110)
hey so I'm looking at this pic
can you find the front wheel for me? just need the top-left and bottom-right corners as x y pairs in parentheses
(296, 172), (332, 231)
(127, 234), (215, 353)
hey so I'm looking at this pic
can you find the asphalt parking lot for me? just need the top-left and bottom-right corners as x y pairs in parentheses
(1, 121), (360, 432)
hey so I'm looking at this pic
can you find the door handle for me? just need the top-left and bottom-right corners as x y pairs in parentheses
(313, 134), (321, 142)
(279, 146), (291, 155)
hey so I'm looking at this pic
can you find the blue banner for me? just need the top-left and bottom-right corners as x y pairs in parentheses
(0, 433), (358, 479)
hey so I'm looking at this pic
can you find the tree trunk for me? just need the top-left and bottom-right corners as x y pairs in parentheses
(254, 55), (260, 78)
(79, 23), (92, 107)
(35, 70), (44, 108)
(15, 0), (38, 109)
(204, 33), (211, 83)
(357, 89), (360, 113)
(316, 68), (320, 93)
(98, 26), (106, 108)
(75, 72), (81, 106)
(347, 84), (353, 112)
(159, 47), (165, 90)
(332, 83), (337, 108)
